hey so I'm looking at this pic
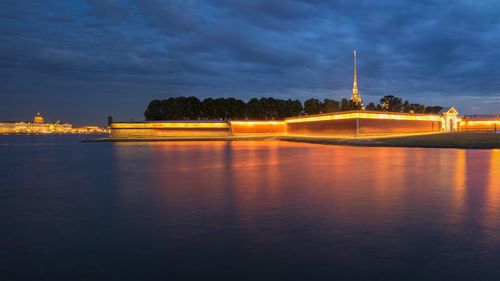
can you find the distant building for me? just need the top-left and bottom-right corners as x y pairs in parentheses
(0, 113), (108, 135)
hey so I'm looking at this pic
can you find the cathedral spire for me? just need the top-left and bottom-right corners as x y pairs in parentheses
(351, 49), (362, 105)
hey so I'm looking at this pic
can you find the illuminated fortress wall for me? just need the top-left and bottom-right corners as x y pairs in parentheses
(460, 115), (500, 131)
(110, 122), (231, 138)
(286, 119), (357, 135)
(230, 121), (286, 135)
(110, 111), (451, 138)
(285, 111), (442, 135)
(358, 119), (440, 134)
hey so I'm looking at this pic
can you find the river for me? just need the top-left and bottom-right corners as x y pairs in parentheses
(1, 135), (499, 280)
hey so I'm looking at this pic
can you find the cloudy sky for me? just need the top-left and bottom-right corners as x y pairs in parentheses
(1, 0), (499, 124)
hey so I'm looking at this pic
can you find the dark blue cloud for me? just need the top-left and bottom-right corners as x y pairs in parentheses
(0, 0), (499, 124)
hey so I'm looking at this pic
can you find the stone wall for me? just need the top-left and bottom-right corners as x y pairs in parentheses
(230, 121), (286, 135)
(461, 120), (500, 131)
(110, 122), (231, 138)
(110, 111), (447, 138)
(359, 119), (441, 134)
(286, 119), (357, 135)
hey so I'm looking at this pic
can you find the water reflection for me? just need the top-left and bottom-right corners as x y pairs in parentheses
(109, 141), (500, 279)
(2, 138), (499, 280)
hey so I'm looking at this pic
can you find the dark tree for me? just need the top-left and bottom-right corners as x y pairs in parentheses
(107, 115), (113, 125)
(401, 100), (411, 113)
(304, 98), (322, 115)
(340, 98), (350, 111)
(366, 102), (377, 111)
(410, 103), (426, 114)
(287, 99), (303, 117)
(201, 98), (217, 119)
(144, 99), (164, 120)
(349, 100), (363, 110)
(425, 106), (443, 114)
(379, 95), (403, 112)
(322, 99), (340, 113)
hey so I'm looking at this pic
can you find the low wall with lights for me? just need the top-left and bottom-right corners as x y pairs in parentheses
(460, 118), (500, 132)
(109, 111), (449, 138)
(110, 121), (231, 138)
(230, 121), (286, 135)
(284, 111), (442, 135)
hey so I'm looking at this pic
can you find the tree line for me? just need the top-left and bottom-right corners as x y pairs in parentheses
(144, 95), (443, 121)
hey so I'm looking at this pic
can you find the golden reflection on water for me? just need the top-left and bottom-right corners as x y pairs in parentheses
(112, 141), (500, 245)
(484, 149), (500, 245)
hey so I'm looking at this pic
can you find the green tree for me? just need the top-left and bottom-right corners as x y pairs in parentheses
(322, 99), (340, 113)
(201, 98), (217, 119)
(349, 100), (363, 110)
(379, 95), (403, 112)
(366, 102), (377, 111)
(246, 98), (263, 120)
(304, 98), (322, 115)
(145, 99), (165, 120)
(401, 100), (411, 113)
(425, 106), (443, 114)
(340, 98), (350, 111)
(410, 103), (426, 114)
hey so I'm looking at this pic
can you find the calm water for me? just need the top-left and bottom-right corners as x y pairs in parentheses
(1, 135), (499, 281)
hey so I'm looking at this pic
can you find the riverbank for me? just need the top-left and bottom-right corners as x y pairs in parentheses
(282, 132), (500, 149)
(84, 132), (500, 149)
(82, 135), (278, 142)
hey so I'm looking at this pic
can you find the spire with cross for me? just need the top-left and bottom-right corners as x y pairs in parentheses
(351, 49), (362, 105)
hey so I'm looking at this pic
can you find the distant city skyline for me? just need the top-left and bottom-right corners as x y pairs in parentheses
(1, 1), (499, 124)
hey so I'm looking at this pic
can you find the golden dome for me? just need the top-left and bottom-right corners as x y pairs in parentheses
(34, 112), (44, 124)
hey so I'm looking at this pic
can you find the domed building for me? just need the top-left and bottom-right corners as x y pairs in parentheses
(33, 112), (44, 124)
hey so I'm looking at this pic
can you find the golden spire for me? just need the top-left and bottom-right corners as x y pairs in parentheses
(351, 49), (362, 105)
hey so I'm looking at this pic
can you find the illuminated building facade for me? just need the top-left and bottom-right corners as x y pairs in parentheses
(0, 113), (109, 135)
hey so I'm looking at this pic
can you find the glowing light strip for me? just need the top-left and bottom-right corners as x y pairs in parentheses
(462, 120), (500, 125)
(285, 112), (442, 123)
(111, 122), (230, 129)
(230, 121), (285, 126)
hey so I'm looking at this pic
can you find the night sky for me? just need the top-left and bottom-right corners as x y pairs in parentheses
(1, 1), (499, 125)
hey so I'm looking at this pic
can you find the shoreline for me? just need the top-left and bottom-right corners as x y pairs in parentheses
(82, 132), (500, 149)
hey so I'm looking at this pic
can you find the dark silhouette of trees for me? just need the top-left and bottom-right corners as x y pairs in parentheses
(379, 95), (403, 112)
(144, 95), (443, 120)
(425, 106), (444, 114)
(322, 99), (340, 113)
(107, 116), (113, 125)
(339, 98), (362, 111)
(410, 104), (426, 114)
(366, 102), (377, 111)
(340, 98), (350, 111)
(145, 97), (303, 121)
(375, 95), (441, 114)
(304, 98), (322, 115)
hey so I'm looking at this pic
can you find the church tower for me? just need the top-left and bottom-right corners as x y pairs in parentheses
(351, 50), (362, 105)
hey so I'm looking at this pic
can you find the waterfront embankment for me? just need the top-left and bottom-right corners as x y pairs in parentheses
(84, 132), (500, 149)
(281, 132), (500, 149)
